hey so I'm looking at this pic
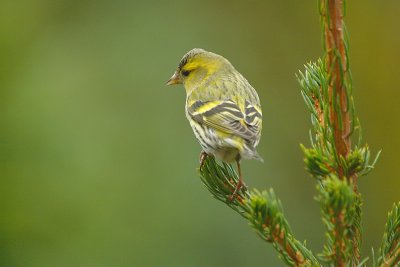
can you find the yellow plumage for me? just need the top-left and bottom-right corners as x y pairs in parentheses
(167, 48), (263, 198)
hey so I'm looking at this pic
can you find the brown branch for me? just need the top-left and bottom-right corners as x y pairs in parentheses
(320, 1), (361, 266)
(382, 232), (400, 267)
(380, 246), (400, 267)
(268, 223), (306, 266)
(260, 210), (310, 266)
(351, 224), (361, 265)
(323, 0), (351, 179)
(330, 209), (346, 266)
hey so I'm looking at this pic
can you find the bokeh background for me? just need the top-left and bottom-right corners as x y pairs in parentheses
(0, 0), (399, 266)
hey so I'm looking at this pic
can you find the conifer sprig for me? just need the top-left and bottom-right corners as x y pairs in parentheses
(200, 157), (320, 266)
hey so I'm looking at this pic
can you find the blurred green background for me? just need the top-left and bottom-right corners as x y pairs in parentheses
(0, 0), (399, 266)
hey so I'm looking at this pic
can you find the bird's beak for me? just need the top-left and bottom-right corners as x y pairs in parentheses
(166, 71), (181, 86)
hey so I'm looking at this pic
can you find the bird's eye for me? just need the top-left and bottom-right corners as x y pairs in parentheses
(182, 70), (191, 77)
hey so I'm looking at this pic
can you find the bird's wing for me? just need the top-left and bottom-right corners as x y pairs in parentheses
(187, 99), (262, 144)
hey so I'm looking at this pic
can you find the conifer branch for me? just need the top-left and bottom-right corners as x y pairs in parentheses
(377, 202), (400, 267)
(315, 175), (362, 266)
(200, 157), (320, 266)
(318, 1), (365, 264)
(297, 58), (374, 266)
(320, 0), (353, 171)
(297, 0), (381, 265)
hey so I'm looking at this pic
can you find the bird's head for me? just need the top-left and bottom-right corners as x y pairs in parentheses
(166, 48), (231, 92)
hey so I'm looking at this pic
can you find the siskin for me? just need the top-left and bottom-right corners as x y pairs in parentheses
(167, 48), (263, 199)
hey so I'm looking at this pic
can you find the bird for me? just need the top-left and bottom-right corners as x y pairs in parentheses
(166, 48), (263, 200)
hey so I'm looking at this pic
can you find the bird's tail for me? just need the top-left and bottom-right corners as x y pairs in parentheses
(252, 150), (264, 162)
(242, 145), (264, 162)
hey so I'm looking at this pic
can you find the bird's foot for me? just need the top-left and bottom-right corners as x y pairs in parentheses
(199, 151), (208, 170)
(228, 180), (246, 202)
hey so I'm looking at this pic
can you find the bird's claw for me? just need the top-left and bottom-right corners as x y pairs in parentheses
(199, 151), (208, 170)
(228, 180), (246, 202)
